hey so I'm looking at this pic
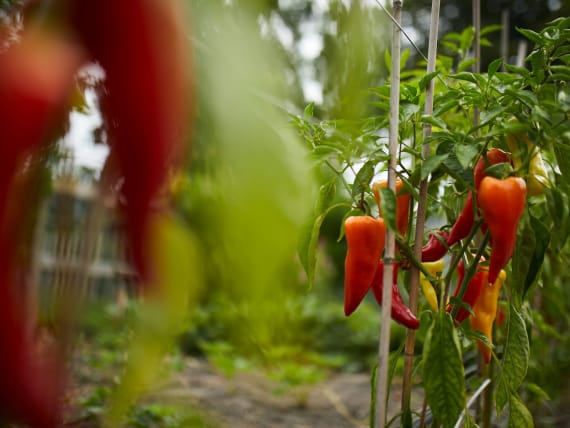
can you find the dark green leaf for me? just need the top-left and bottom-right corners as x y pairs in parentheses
(483, 163), (514, 180)
(508, 393), (534, 428)
(524, 216), (550, 296)
(455, 145), (479, 170)
(433, 99), (459, 117)
(480, 106), (507, 125)
(553, 144), (570, 184)
(496, 306), (530, 413)
(423, 312), (466, 428)
(512, 216), (535, 307)
(419, 70), (440, 91)
(546, 187), (570, 251)
(516, 27), (543, 45)
(421, 154), (449, 181)
(351, 161), (375, 199)
(503, 64), (531, 79)
(378, 186), (397, 233)
(420, 115), (448, 130)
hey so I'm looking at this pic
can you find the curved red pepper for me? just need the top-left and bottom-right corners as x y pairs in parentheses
(70, 0), (191, 285)
(447, 260), (486, 324)
(421, 230), (450, 262)
(477, 176), (526, 283)
(343, 216), (386, 316)
(371, 261), (420, 330)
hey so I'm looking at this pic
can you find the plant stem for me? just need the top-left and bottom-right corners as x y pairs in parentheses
(375, 1), (403, 427)
(401, 0), (440, 417)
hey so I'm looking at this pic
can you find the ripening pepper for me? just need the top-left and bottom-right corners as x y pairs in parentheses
(420, 259), (444, 311)
(478, 176), (526, 284)
(70, 0), (191, 285)
(447, 259), (487, 324)
(343, 216), (386, 316)
(373, 178), (411, 236)
(470, 270), (507, 364)
(446, 148), (510, 248)
(506, 132), (549, 196)
(421, 230), (449, 262)
(370, 261), (420, 329)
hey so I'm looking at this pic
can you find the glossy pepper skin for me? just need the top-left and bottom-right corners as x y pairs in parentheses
(447, 260), (487, 324)
(421, 230), (449, 262)
(343, 216), (386, 316)
(373, 178), (411, 236)
(470, 270), (507, 364)
(506, 132), (549, 196)
(478, 176), (526, 284)
(371, 261), (420, 329)
(420, 259), (444, 311)
(446, 149), (510, 248)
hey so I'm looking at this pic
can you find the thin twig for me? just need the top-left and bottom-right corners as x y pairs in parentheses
(375, 1), (403, 427)
(454, 379), (492, 428)
(375, 0), (428, 63)
(401, 0), (440, 420)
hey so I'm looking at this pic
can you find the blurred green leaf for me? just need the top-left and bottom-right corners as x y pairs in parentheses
(524, 216), (550, 296)
(421, 154), (449, 181)
(351, 161), (375, 199)
(508, 393), (535, 428)
(377, 186), (397, 233)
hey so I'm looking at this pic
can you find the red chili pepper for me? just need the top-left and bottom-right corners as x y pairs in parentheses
(421, 230), (450, 262)
(446, 149), (510, 248)
(343, 216), (386, 316)
(371, 261), (420, 330)
(70, 0), (191, 284)
(447, 259), (487, 324)
(477, 176), (526, 284)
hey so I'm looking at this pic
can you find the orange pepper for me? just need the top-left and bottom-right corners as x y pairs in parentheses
(372, 178), (411, 236)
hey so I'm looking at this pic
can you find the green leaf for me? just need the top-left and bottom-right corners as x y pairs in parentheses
(512, 216), (535, 307)
(450, 72), (478, 84)
(455, 145), (479, 170)
(516, 27), (543, 45)
(553, 143), (570, 183)
(298, 204), (347, 289)
(496, 306), (530, 413)
(303, 102), (314, 118)
(370, 364), (378, 428)
(315, 180), (336, 215)
(419, 70), (440, 91)
(524, 216), (550, 296)
(378, 186), (397, 233)
(487, 58), (503, 77)
(423, 312), (466, 428)
(480, 106), (507, 125)
(351, 161), (375, 199)
(421, 154), (449, 181)
(546, 187), (570, 251)
(420, 115), (448, 130)
(483, 163), (514, 180)
(508, 393), (534, 428)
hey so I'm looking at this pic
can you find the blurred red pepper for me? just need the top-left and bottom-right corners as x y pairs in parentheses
(70, 0), (191, 285)
(0, 29), (84, 428)
(343, 216), (386, 316)
(370, 261), (420, 329)
(478, 176), (526, 283)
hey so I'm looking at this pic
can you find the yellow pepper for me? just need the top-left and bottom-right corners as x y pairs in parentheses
(506, 132), (549, 196)
(420, 259), (444, 311)
(469, 270), (507, 364)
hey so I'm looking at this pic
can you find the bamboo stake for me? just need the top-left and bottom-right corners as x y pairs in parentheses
(500, 9), (510, 70)
(375, 1), (403, 427)
(473, 0), (481, 126)
(401, 0), (441, 417)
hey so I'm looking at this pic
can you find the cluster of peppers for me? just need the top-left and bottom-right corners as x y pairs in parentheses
(343, 178), (420, 330)
(343, 141), (538, 362)
(420, 147), (528, 363)
(0, 1), (190, 426)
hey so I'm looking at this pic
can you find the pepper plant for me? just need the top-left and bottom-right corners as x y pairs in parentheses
(295, 15), (570, 428)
